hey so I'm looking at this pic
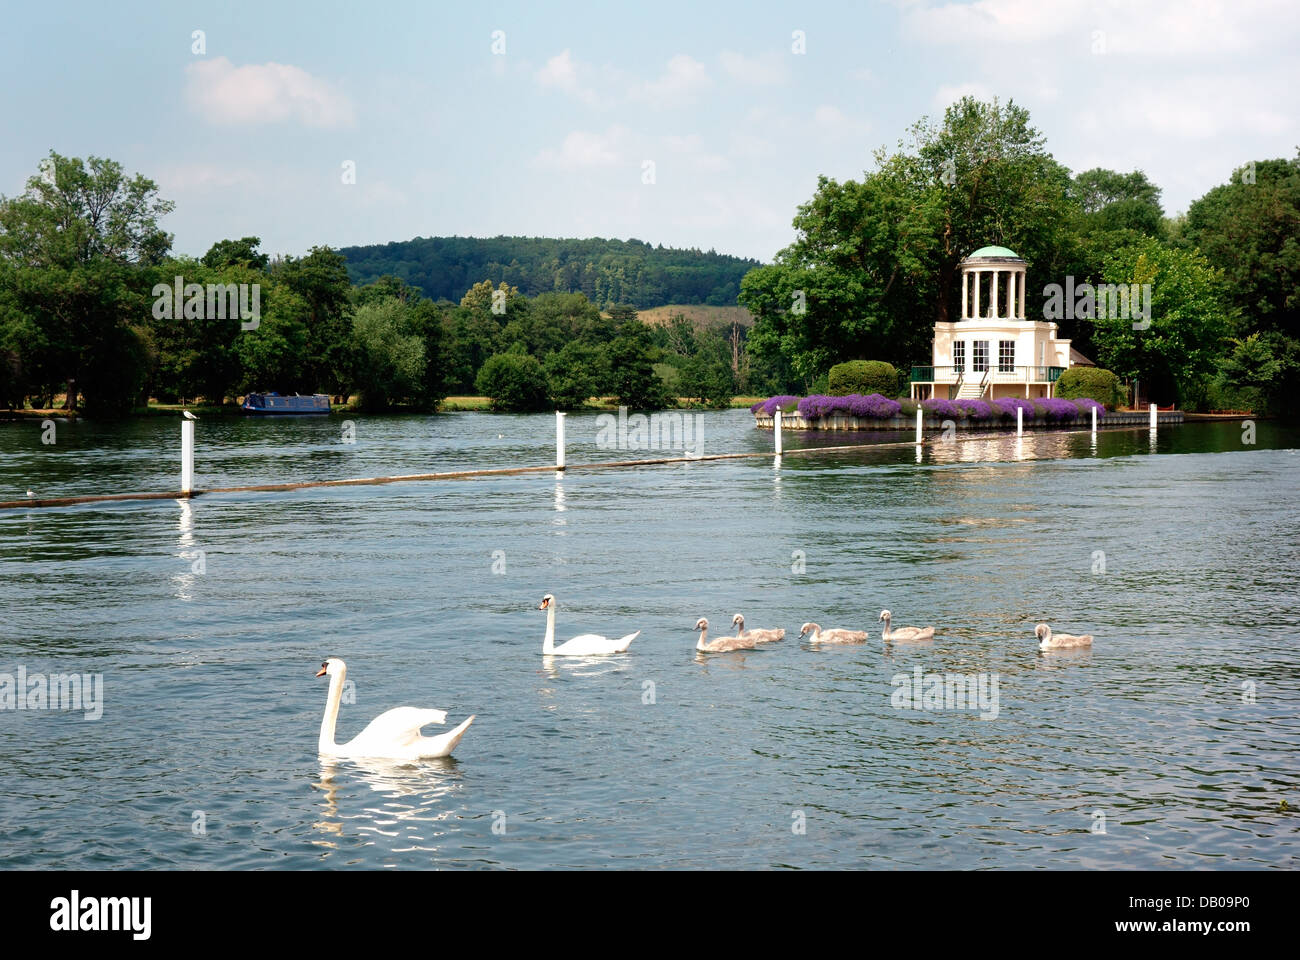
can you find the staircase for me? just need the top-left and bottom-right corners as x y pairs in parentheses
(955, 380), (987, 400)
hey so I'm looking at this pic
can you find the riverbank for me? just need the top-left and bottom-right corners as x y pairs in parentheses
(2, 395), (770, 419)
(754, 409), (1186, 430)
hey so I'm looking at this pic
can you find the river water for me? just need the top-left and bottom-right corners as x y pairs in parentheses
(1, 410), (1297, 868)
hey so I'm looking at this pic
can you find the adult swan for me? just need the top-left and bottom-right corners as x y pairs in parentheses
(315, 658), (474, 760)
(538, 594), (640, 655)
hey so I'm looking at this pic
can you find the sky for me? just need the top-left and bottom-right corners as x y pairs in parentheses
(2, 0), (1296, 264)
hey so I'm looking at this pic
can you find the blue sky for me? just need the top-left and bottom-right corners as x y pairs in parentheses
(3, 0), (1296, 263)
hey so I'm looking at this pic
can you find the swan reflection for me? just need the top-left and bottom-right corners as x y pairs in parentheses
(312, 755), (465, 855)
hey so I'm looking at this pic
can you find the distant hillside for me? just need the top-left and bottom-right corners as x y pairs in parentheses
(636, 304), (752, 331)
(339, 236), (762, 308)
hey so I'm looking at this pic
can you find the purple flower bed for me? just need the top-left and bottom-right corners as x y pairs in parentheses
(920, 397), (960, 418)
(846, 393), (902, 419)
(1035, 397), (1080, 422)
(796, 393), (902, 419)
(1072, 397), (1105, 418)
(992, 397), (1035, 420)
(757, 395), (799, 416)
(954, 398), (995, 420)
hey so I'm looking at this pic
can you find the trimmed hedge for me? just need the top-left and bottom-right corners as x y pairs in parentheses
(827, 360), (900, 397)
(1056, 367), (1122, 408)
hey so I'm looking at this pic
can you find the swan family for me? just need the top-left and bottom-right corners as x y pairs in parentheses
(313, 596), (1094, 760)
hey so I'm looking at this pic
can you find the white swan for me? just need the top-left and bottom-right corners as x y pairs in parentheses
(695, 617), (761, 653)
(539, 594), (639, 655)
(1036, 623), (1093, 650)
(800, 622), (868, 644)
(732, 613), (784, 644)
(879, 610), (935, 643)
(315, 658), (473, 760)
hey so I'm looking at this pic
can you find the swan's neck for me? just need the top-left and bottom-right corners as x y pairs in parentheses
(543, 605), (556, 654)
(319, 667), (345, 753)
(696, 626), (707, 651)
(881, 616), (891, 640)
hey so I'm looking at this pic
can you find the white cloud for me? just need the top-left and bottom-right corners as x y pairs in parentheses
(631, 54), (710, 107)
(534, 127), (628, 170)
(906, 0), (1290, 57)
(719, 50), (790, 85)
(185, 57), (354, 128)
(535, 50), (600, 106)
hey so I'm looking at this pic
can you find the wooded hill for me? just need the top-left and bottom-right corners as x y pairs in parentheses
(338, 236), (762, 308)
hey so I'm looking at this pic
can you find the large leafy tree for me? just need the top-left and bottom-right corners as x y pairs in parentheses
(276, 246), (354, 396)
(0, 152), (174, 413)
(1090, 236), (1232, 405)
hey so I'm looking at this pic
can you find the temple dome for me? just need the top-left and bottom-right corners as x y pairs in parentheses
(964, 245), (1023, 261)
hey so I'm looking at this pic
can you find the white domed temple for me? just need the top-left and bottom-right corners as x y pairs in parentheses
(909, 246), (1087, 401)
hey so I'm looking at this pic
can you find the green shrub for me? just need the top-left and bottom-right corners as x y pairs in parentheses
(827, 360), (900, 397)
(475, 352), (551, 411)
(1056, 366), (1123, 408)
(895, 397), (919, 417)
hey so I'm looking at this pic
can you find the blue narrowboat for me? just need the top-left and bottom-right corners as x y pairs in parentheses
(241, 392), (332, 415)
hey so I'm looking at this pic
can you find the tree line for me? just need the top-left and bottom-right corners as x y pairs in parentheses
(0, 154), (768, 414)
(739, 97), (1300, 413)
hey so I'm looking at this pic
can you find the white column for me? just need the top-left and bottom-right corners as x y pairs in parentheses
(774, 409), (783, 454)
(915, 407), (923, 444)
(1016, 406), (1023, 436)
(961, 272), (968, 320)
(991, 270), (999, 319)
(555, 411), (566, 469)
(1007, 271), (1016, 319)
(1149, 403), (1157, 431)
(1018, 269), (1026, 319)
(973, 270), (980, 319)
(1091, 405), (1097, 433)
(181, 420), (194, 495)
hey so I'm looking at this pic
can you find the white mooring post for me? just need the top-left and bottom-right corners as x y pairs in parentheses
(555, 411), (566, 470)
(915, 407), (923, 444)
(1016, 406), (1023, 436)
(774, 409), (783, 454)
(1091, 405), (1098, 434)
(181, 419), (194, 495)
(1149, 403), (1157, 431)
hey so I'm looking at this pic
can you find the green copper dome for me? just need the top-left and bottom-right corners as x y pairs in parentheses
(966, 245), (1022, 259)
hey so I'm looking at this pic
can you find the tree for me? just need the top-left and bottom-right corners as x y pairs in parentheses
(350, 298), (426, 410)
(545, 341), (603, 409)
(203, 237), (269, 271)
(475, 351), (550, 411)
(0, 152), (174, 414)
(603, 321), (670, 409)
(1184, 155), (1300, 341)
(276, 246), (354, 396)
(1089, 236), (1232, 405)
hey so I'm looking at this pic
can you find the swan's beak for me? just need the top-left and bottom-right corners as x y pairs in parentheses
(314, 666), (328, 678)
